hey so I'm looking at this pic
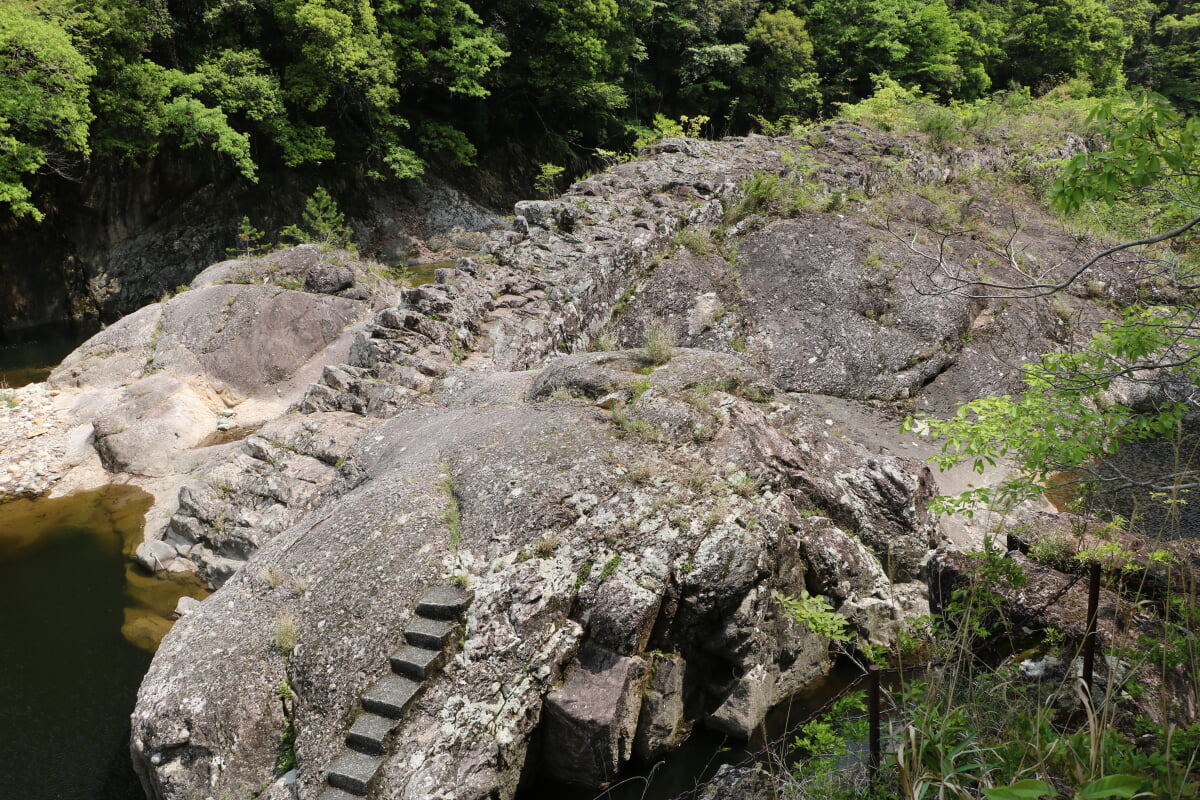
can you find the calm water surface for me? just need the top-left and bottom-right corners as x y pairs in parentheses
(0, 487), (207, 799)
(0, 321), (101, 388)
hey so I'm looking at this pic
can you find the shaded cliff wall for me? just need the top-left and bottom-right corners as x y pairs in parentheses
(0, 154), (493, 337)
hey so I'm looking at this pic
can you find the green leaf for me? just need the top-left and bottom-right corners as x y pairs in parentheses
(1078, 774), (1143, 799)
(983, 779), (1054, 800)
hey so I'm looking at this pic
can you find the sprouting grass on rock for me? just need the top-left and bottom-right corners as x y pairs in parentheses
(642, 321), (675, 366)
(273, 612), (298, 657)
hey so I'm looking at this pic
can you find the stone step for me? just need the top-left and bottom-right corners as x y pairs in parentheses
(317, 787), (363, 800)
(390, 644), (444, 681)
(404, 616), (456, 649)
(326, 749), (383, 795)
(346, 712), (401, 755)
(362, 673), (421, 718)
(415, 585), (472, 621)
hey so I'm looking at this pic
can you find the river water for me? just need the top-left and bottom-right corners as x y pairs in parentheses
(0, 483), (207, 798)
(0, 321), (101, 388)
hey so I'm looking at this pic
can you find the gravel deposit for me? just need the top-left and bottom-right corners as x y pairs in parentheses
(0, 382), (76, 501)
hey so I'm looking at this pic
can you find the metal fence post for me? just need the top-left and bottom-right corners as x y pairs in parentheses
(1082, 560), (1101, 699)
(868, 664), (881, 781)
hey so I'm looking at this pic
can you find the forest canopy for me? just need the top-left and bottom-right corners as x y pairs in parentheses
(2, 0), (1199, 219)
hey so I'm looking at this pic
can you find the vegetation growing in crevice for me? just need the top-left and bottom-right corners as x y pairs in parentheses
(441, 464), (463, 554)
(272, 612), (298, 657)
(275, 680), (297, 773)
(641, 321), (676, 366)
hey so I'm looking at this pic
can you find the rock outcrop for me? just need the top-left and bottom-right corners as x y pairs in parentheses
(132, 348), (937, 800)
(0, 160), (503, 336)
(124, 135), (957, 800)
(0, 245), (410, 563)
(8, 128), (1137, 799)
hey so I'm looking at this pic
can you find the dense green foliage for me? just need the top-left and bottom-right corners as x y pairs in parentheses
(0, 2), (93, 220)
(2, 0), (1200, 218)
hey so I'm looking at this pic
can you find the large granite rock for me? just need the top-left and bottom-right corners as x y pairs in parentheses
(131, 348), (939, 800)
(540, 644), (649, 786)
(51, 246), (383, 403)
(27, 246), (399, 534)
(118, 132), (1136, 800)
(91, 373), (213, 476)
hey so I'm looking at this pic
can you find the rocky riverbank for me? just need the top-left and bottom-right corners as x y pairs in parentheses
(0, 382), (88, 499)
(6, 127), (1136, 800)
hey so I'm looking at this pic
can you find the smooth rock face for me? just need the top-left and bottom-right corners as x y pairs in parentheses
(91, 373), (213, 476)
(149, 283), (363, 398)
(52, 252), (374, 400)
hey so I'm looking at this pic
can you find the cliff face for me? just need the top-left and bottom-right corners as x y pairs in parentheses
(12, 128), (1126, 799)
(0, 156), (502, 336)
(0, 156), (242, 333)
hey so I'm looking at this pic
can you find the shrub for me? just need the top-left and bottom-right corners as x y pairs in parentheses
(279, 187), (354, 251)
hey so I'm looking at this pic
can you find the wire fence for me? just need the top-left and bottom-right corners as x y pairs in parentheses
(592, 562), (1109, 800)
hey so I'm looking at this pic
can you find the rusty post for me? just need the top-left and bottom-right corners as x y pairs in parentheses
(1082, 560), (1101, 699)
(868, 664), (881, 780)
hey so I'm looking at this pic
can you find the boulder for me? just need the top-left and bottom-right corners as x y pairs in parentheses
(149, 283), (364, 399)
(633, 653), (689, 761)
(540, 644), (649, 786)
(796, 517), (891, 602)
(173, 596), (202, 618)
(698, 764), (774, 800)
(136, 540), (185, 573)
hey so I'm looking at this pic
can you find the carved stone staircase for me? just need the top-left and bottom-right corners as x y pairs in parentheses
(317, 585), (471, 799)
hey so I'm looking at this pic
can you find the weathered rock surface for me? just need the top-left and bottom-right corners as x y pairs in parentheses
(540, 643), (649, 786)
(129, 342), (942, 800)
(120, 135), (1001, 800)
(4, 129), (1141, 800)
(0, 247), (404, 525)
(0, 382), (89, 500)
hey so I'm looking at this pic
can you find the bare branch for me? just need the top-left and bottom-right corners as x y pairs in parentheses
(891, 211), (1200, 300)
